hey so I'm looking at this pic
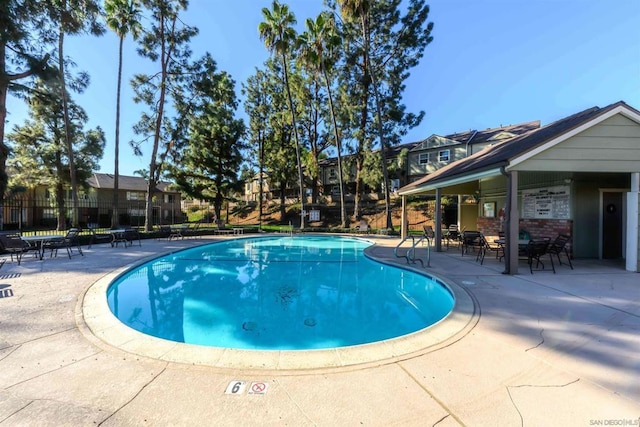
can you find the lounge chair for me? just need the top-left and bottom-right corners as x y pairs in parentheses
(182, 223), (200, 239)
(88, 227), (113, 248)
(113, 228), (141, 247)
(214, 221), (233, 235)
(157, 225), (173, 240)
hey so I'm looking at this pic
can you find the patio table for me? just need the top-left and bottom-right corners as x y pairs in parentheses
(21, 234), (63, 260)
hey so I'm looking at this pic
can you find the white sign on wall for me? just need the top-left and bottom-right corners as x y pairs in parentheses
(309, 209), (320, 222)
(522, 186), (570, 219)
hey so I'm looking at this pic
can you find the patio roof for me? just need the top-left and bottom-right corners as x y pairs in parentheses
(398, 101), (640, 195)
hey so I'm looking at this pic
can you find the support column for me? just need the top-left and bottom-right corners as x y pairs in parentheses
(401, 195), (407, 240)
(626, 172), (639, 272)
(506, 171), (519, 275)
(457, 194), (463, 229)
(435, 188), (442, 252)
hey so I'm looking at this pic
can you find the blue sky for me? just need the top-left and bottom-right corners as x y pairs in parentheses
(6, 0), (640, 177)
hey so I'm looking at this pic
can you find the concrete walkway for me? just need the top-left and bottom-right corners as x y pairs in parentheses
(0, 235), (638, 426)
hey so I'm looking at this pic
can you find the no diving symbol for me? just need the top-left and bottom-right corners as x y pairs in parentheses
(248, 382), (269, 395)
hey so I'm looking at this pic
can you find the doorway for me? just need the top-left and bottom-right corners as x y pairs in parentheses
(602, 191), (624, 259)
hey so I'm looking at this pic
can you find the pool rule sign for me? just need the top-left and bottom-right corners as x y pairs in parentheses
(225, 380), (269, 395)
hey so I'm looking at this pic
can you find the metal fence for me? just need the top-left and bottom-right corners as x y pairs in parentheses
(1, 195), (437, 234)
(1, 197), (185, 231)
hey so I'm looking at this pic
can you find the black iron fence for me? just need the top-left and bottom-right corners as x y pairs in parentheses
(1, 197), (185, 231)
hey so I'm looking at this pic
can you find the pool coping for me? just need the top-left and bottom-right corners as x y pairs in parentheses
(77, 238), (479, 373)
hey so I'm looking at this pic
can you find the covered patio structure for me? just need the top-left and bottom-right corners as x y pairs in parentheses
(398, 101), (640, 274)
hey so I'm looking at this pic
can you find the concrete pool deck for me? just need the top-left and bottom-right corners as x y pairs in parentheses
(0, 234), (638, 425)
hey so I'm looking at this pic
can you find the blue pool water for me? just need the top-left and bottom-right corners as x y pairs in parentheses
(107, 236), (454, 350)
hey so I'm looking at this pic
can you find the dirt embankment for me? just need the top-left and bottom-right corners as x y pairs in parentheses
(226, 200), (435, 231)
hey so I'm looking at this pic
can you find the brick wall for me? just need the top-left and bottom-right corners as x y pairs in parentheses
(477, 217), (574, 256)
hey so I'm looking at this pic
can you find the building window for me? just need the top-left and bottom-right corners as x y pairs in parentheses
(438, 149), (450, 162)
(418, 153), (430, 164)
(126, 191), (144, 201)
(164, 194), (175, 203)
(329, 168), (337, 180)
(10, 208), (20, 223)
(42, 208), (56, 219)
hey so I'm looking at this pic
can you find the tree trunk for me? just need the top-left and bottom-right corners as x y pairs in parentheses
(322, 68), (347, 228)
(369, 68), (393, 229)
(58, 11), (79, 228)
(281, 53), (305, 230)
(0, 59), (8, 229)
(279, 182), (286, 221)
(258, 129), (264, 230)
(55, 152), (66, 230)
(214, 192), (223, 222)
(145, 15), (170, 232)
(111, 36), (124, 228)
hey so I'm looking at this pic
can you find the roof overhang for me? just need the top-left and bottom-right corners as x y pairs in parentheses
(398, 167), (503, 196)
(508, 104), (640, 170)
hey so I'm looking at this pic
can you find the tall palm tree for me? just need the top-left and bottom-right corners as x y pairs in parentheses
(259, 0), (306, 230)
(299, 12), (347, 228)
(105, 0), (142, 228)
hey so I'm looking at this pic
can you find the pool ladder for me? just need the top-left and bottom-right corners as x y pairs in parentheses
(394, 235), (432, 268)
(280, 221), (293, 236)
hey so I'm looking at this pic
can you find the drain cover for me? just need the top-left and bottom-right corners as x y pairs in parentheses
(242, 321), (257, 331)
(304, 318), (317, 327)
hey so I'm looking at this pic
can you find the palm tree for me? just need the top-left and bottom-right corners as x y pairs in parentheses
(299, 12), (347, 228)
(259, 0), (306, 230)
(105, 0), (142, 228)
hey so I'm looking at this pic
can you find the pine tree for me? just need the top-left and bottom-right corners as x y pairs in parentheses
(131, 0), (197, 231)
(7, 80), (105, 229)
(169, 54), (246, 221)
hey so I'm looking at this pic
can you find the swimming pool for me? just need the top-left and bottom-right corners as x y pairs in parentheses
(106, 235), (454, 351)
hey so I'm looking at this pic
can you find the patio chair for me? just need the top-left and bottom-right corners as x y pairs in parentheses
(88, 227), (113, 248)
(525, 238), (553, 274)
(0, 233), (32, 265)
(354, 219), (369, 234)
(43, 228), (84, 259)
(476, 234), (504, 265)
(547, 233), (573, 270)
(422, 225), (435, 243)
(443, 224), (461, 249)
(460, 230), (482, 256)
